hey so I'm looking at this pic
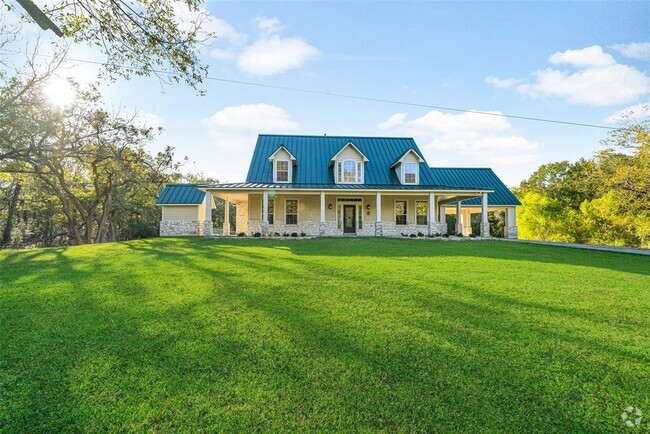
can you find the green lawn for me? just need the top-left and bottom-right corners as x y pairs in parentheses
(1, 238), (649, 432)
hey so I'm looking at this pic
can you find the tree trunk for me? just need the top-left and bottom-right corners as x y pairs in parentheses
(1, 182), (21, 246)
(95, 190), (113, 243)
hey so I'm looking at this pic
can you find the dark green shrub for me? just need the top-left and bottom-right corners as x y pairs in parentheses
(300, 232), (306, 237)
(290, 232), (298, 237)
(237, 232), (245, 237)
(253, 232), (261, 237)
(409, 233), (417, 238)
(417, 232), (424, 237)
(283, 232), (290, 237)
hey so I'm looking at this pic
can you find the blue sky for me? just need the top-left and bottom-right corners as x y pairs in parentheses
(23, 1), (650, 185)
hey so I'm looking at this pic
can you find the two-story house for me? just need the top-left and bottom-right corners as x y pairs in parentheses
(156, 134), (520, 238)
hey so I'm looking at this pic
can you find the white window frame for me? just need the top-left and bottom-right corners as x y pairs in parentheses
(403, 162), (418, 184)
(274, 160), (291, 183)
(260, 198), (275, 224)
(285, 198), (299, 225)
(394, 199), (408, 226)
(336, 159), (363, 184)
(415, 200), (428, 226)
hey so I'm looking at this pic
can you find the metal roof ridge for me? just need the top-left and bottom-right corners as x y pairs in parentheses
(258, 134), (416, 140)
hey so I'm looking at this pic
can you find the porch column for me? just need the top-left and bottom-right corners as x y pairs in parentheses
(455, 200), (463, 235)
(203, 191), (213, 238)
(319, 191), (326, 236)
(438, 205), (447, 235)
(428, 192), (437, 235)
(480, 192), (490, 237)
(505, 206), (518, 239)
(375, 192), (382, 236)
(223, 197), (230, 236)
(462, 208), (472, 236)
(262, 191), (269, 235)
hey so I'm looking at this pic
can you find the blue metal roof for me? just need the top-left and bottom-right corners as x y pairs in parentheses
(246, 135), (444, 186)
(208, 182), (485, 191)
(429, 168), (521, 206)
(156, 184), (205, 205)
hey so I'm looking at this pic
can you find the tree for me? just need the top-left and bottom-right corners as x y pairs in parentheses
(8, 0), (213, 90)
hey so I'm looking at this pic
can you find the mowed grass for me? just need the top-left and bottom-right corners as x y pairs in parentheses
(1, 238), (649, 432)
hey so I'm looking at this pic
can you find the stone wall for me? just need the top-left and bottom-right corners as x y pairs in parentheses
(381, 223), (430, 237)
(160, 220), (202, 237)
(236, 202), (249, 235)
(505, 225), (518, 239)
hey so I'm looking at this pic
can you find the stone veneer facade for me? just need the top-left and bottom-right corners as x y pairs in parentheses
(247, 220), (450, 237)
(160, 220), (203, 237)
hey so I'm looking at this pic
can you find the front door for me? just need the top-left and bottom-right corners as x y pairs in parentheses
(343, 205), (356, 234)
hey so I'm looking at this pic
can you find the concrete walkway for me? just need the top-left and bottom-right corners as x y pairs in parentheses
(502, 239), (650, 256)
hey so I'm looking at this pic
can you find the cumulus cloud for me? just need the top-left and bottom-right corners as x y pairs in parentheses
(200, 104), (299, 181)
(206, 15), (319, 76)
(127, 111), (164, 130)
(237, 36), (319, 76)
(604, 103), (650, 124)
(378, 113), (408, 130)
(173, 3), (247, 45)
(378, 110), (538, 166)
(486, 45), (650, 106)
(611, 42), (650, 60)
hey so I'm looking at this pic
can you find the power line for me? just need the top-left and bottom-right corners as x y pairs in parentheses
(63, 56), (617, 131)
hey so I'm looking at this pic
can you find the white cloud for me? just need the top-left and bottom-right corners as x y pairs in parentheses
(199, 104), (299, 182)
(252, 16), (282, 35)
(378, 110), (538, 167)
(173, 3), (247, 45)
(612, 42), (650, 60)
(236, 35), (319, 76)
(128, 111), (164, 130)
(378, 112), (408, 130)
(548, 45), (615, 68)
(604, 103), (650, 124)
(486, 45), (650, 106)
(484, 76), (522, 89)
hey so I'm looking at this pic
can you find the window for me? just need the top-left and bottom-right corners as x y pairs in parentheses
(275, 160), (289, 182)
(416, 201), (428, 225)
(337, 159), (362, 183)
(395, 200), (407, 225)
(285, 199), (298, 225)
(403, 163), (417, 184)
(261, 199), (275, 224)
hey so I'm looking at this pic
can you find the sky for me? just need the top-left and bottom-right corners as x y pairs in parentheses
(9, 1), (650, 185)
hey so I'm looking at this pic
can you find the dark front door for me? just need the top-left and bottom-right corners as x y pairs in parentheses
(343, 205), (356, 234)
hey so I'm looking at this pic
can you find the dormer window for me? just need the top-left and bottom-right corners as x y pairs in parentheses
(403, 162), (417, 184)
(338, 160), (362, 183)
(268, 145), (296, 183)
(275, 160), (289, 182)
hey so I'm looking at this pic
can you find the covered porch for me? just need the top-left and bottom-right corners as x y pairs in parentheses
(202, 187), (515, 238)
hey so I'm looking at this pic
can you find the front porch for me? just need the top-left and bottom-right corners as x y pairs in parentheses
(204, 189), (518, 239)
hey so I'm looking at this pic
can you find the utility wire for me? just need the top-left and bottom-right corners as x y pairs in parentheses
(63, 56), (618, 131)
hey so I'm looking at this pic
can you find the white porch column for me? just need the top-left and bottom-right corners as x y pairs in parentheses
(319, 191), (326, 236)
(223, 197), (231, 236)
(428, 192), (437, 235)
(375, 192), (382, 236)
(480, 192), (490, 237)
(262, 191), (269, 235)
(455, 200), (463, 235)
(462, 208), (472, 236)
(203, 191), (213, 238)
(505, 206), (518, 239)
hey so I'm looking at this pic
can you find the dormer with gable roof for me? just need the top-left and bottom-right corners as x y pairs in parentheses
(268, 145), (296, 183)
(330, 141), (369, 184)
(390, 148), (425, 185)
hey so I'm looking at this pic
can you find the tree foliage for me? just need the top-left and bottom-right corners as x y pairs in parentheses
(516, 115), (650, 248)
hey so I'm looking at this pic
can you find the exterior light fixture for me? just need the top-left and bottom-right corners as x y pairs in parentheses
(328, 204), (332, 210)
(366, 204), (371, 211)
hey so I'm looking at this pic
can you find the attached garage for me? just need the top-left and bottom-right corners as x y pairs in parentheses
(156, 184), (213, 236)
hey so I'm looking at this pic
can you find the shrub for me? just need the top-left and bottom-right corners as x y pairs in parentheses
(401, 232), (407, 237)
(300, 232), (307, 237)
(442, 233), (450, 238)
(253, 232), (261, 237)
(273, 232), (281, 237)
(237, 232), (246, 237)
(409, 233), (417, 238)
(283, 232), (290, 237)
(290, 232), (298, 237)
(455, 233), (463, 237)
(417, 232), (424, 237)
(469, 233), (477, 238)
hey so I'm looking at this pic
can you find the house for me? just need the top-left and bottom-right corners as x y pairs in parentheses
(156, 134), (520, 238)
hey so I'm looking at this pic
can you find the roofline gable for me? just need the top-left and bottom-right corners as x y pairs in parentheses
(329, 141), (369, 164)
(390, 148), (425, 168)
(268, 145), (297, 162)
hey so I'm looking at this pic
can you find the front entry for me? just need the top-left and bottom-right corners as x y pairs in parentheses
(343, 205), (356, 234)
